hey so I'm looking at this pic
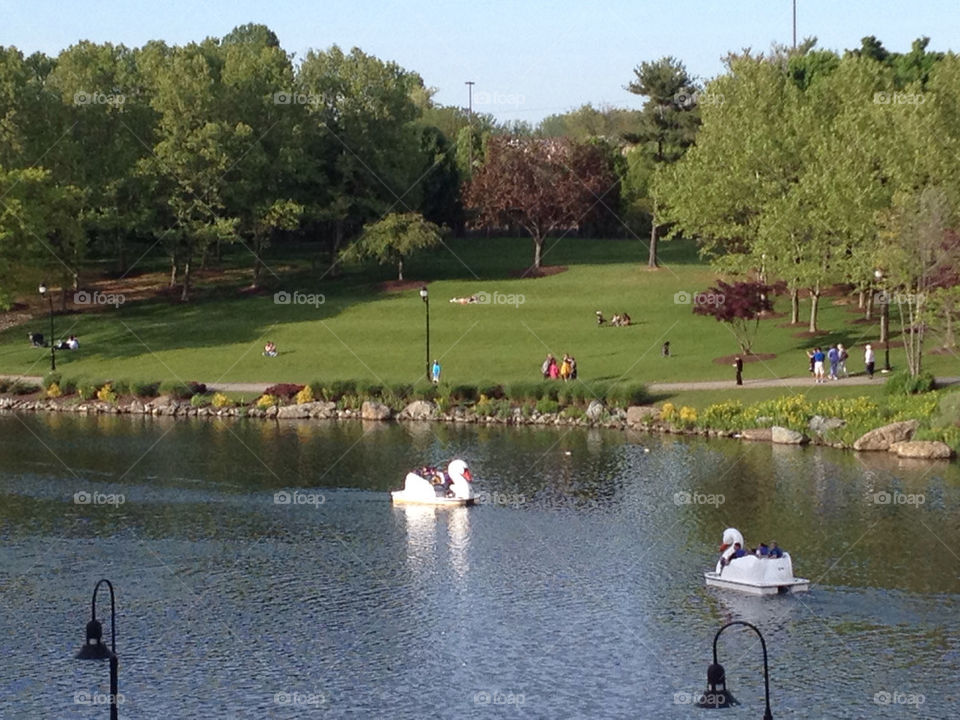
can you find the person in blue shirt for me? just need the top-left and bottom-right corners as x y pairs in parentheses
(827, 345), (839, 380)
(431, 359), (441, 384)
(756, 542), (769, 556)
(812, 347), (826, 384)
(768, 542), (784, 559)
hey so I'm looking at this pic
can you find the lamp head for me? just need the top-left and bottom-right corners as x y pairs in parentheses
(696, 662), (738, 709)
(874, 269), (883, 280)
(38, 282), (47, 296)
(76, 618), (113, 660)
(419, 286), (428, 301)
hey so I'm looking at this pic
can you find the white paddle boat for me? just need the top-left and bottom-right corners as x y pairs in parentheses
(391, 459), (475, 506)
(704, 528), (809, 596)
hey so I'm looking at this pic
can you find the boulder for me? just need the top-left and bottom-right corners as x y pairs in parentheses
(853, 420), (920, 451)
(309, 401), (337, 419)
(146, 395), (174, 410)
(128, 399), (145, 414)
(399, 400), (437, 420)
(264, 404), (278, 418)
(808, 415), (845, 435)
(771, 425), (809, 445)
(626, 405), (659, 426)
(361, 400), (393, 421)
(276, 404), (310, 419)
(586, 400), (606, 421)
(739, 428), (773, 442)
(888, 440), (954, 460)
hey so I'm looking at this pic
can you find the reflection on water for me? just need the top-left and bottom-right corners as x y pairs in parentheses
(0, 412), (957, 719)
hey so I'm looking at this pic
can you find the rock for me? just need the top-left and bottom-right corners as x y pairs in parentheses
(360, 400), (392, 421)
(771, 426), (809, 445)
(309, 401), (337, 419)
(626, 405), (659, 426)
(888, 440), (954, 459)
(147, 395), (174, 410)
(264, 405), (278, 418)
(586, 400), (606, 421)
(128, 399), (145, 414)
(853, 420), (920, 451)
(808, 415), (845, 435)
(739, 428), (773, 442)
(276, 404), (310, 419)
(399, 400), (437, 420)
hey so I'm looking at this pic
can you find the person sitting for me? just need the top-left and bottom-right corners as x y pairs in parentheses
(661, 341), (670, 357)
(263, 341), (278, 357)
(56, 339), (70, 350)
(731, 542), (746, 559)
(595, 310), (605, 326)
(611, 313), (622, 327)
(620, 312), (632, 326)
(768, 542), (783, 559)
(756, 542), (770, 557)
(66, 335), (79, 351)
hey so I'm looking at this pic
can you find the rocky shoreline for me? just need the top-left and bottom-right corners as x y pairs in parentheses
(1, 394), (954, 462)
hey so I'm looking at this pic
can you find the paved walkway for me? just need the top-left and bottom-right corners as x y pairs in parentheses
(3, 374), (959, 395)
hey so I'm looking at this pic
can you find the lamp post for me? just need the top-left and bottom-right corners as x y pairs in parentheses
(38, 282), (55, 371)
(75, 579), (120, 720)
(874, 269), (892, 372)
(419, 286), (430, 382)
(695, 620), (773, 719)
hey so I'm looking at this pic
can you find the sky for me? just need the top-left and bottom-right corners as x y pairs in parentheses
(5, 0), (959, 124)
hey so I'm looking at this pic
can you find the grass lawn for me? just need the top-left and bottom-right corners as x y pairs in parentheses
(0, 237), (955, 395)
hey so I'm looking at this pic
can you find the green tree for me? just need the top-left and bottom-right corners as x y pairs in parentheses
(340, 212), (442, 280)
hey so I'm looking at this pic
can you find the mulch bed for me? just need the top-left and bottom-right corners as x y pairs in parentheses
(712, 353), (777, 365)
(378, 279), (428, 293)
(511, 265), (568, 279)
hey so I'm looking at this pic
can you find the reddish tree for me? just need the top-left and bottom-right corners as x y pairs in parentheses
(692, 280), (773, 353)
(464, 136), (617, 270)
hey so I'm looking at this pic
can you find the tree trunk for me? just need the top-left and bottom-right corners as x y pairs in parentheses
(808, 289), (820, 333)
(170, 257), (178, 288)
(865, 290), (874, 321)
(533, 235), (543, 269)
(648, 204), (659, 268)
(252, 236), (263, 289)
(327, 220), (345, 278)
(858, 289), (865, 309)
(398, 256), (404, 281)
(180, 260), (191, 302)
(790, 288), (799, 324)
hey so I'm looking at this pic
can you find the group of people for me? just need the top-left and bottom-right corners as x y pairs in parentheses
(29, 333), (79, 350)
(806, 343), (852, 383)
(721, 541), (784, 566)
(595, 310), (631, 327)
(541, 353), (577, 380)
(263, 341), (278, 357)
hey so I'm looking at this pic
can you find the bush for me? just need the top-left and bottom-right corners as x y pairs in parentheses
(327, 380), (356, 400)
(61, 377), (79, 395)
(700, 401), (746, 431)
(536, 398), (559, 415)
(112, 379), (132, 396)
(265, 383), (304, 400)
(605, 382), (649, 408)
(389, 383), (414, 401)
(356, 380), (384, 399)
(933, 389), (960, 428)
(97, 383), (117, 403)
(132, 381), (160, 399)
(211, 392), (231, 408)
(46, 382), (62, 399)
(190, 394), (210, 408)
(562, 405), (585, 419)
(10, 381), (40, 395)
(506, 381), (542, 402)
(411, 382), (439, 402)
(337, 393), (361, 410)
(449, 383), (478, 403)
(160, 381), (194, 400)
(78, 383), (100, 401)
(256, 394), (278, 408)
(295, 385), (315, 404)
(42, 372), (61, 390)
(477, 381), (505, 399)
(884, 370), (935, 396)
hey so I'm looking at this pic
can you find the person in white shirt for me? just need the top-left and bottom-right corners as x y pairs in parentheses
(864, 344), (875, 378)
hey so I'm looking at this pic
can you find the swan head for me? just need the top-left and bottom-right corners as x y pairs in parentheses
(719, 528), (744, 552)
(447, 458), (472, 482)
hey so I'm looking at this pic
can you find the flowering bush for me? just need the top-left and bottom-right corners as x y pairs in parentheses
(678, 406), (698, 428)
(660, 402), (678, 425)
(46, 382), (62, 399)
(699, 401), (745, 431)
(211, 392), (231, 408)
(295, 385), (315, 405)
(256, 394), (278, 409)
(97, 383), (117, 403)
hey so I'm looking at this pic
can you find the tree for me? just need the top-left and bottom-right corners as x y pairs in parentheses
(626, 57), (700, 267)
(464, 136), (617, 270)
(692, 281), (773, 354)
(340, 212), (442, 280)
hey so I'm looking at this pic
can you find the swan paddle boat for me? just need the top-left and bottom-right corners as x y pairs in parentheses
(704, 528), (809, 596)
(391, 459), (476, 506)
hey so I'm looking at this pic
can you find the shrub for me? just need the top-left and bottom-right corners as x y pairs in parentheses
(337, 393), (361, 410)
(494, 399), (514, 419)
(160, 381), (194, 400)
(46, 382), (63, 398)
(295, 385), (315, 404)
(475, 395), (495, 416)
(884, 370), (935, 396)
(97, 383), (117, 403)
(678, 406), (698, 429)
(42, 372), (61, 390)
(557, 385), (577, 407)
(477, 381), (505, 399)
(61, 377), (79, 395)
(78, 383), (100, 401)
(327, 380), (357, 400)
(389, 383), (414, 401)
(256, 394), (278, 408)
(536, 398), (559, 415)
(211, 392), (231, 408)
(356, 380), (384, 399)
(660, 402), (678, 425)
(190, 394), (210, 408)
(700, 401), (746, 431)
(450, 383), (478, 403)
(411, 383), (439, 402)
(605, 382), (649, 408)
(540, 383), (560, 401)
(933, 390), (960, 428)
(506, 381), (542, 402)
(10, 381), (40, 395)
(132, 381), (160, 399)
(0, 378), (9, 393)
(265, 383), (304, 400)
(112, 379), (131, 396)
(562, 405), (585, 419)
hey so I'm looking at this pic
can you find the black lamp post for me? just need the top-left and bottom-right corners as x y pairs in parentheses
(696, 620), (773, 719)
(38, 282), (55, 371)
(75, 579), (119, 720)
(874, 269), (892, 372)
(419, 286), (430, 382)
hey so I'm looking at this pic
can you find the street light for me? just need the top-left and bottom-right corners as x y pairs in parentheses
(874, 269), (892, 372)
(75, 579), (120, 720)
(419, 286), (430, 382)
(695, 621), (774, 719)
(38, 282), (55, 371)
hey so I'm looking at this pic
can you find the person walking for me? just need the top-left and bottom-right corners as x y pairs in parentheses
(865, 344), (875, 378)
(827, 345), (839, 380)
(812, 347), (826, 384)
(733, 356), (743, 386)
(837, 344), (848, 377)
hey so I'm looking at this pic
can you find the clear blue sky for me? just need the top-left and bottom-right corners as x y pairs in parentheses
(6, 0), (959, 123)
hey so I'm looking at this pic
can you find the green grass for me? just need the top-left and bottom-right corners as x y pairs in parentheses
(1, 237), (955, 395)
(661, 383), (889, 410)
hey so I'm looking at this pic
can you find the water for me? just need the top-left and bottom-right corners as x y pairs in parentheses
(0, 413), (957, 719)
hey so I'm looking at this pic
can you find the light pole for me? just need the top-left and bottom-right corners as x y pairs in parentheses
(465, 81), (475, 172)
(695, 621), (774, 719)
(75, 578), (120, 720)
(419, 286), (430, 382)
(874, 269), (892, 372)
(792, 0), (797, 50)
(38, 282), (55, 371)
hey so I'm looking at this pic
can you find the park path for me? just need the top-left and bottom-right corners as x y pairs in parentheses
(3, 374), (959, 395)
